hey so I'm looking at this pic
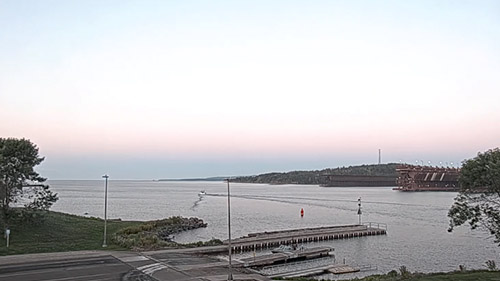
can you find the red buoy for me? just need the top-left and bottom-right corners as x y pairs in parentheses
(300, 208), (304, 217)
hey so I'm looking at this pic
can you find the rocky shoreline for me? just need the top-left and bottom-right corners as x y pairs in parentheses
(157, 217), (207, 241)
(113, 216), (212, 250)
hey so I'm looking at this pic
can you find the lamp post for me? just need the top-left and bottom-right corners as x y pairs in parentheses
(226, 178), (233, 281)
(102, 174), (109, 248)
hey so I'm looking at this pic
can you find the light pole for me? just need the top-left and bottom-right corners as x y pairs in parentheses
(226, 178), (233, 281)
(102, 174), (109, 248)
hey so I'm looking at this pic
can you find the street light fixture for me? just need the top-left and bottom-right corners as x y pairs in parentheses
(226, 178), (233, 281)
(102, 174), (109, 248)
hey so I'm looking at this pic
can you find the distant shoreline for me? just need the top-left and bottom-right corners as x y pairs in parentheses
(157, 176), (228, 182)
(231, 163), (399, 186)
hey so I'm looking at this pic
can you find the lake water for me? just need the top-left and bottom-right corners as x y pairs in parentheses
(48, 180), (499, 279)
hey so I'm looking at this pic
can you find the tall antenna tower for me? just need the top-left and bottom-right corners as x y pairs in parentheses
(378, 149), (381, 164)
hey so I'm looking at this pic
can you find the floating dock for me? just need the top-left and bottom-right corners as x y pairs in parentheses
(226, 223), (387, 252)
(237, 246), (333, 267)
(265, 263), (365, 278)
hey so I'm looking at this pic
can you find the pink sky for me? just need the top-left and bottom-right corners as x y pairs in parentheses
(1, 1), (499, 178)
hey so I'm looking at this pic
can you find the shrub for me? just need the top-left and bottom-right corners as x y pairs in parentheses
(486, 260), (497, 271)
(387, 270), (398, 277)
(458, 264), (466, 272)
(399, 265), (411, 279)
(182, 238), (223, 248)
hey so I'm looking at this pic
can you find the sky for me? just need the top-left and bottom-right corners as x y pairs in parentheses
(1, 0), (499, 179)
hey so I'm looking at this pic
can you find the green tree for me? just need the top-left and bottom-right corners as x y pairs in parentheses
(448, 148), (500, 245)
(0, 138), (58, 228)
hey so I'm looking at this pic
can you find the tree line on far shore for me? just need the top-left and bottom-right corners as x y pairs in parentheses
(232, 163), (399, 185)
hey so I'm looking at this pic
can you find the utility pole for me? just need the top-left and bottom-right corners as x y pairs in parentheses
(226, 178), (233, 281)
(102, 174), (109, 248)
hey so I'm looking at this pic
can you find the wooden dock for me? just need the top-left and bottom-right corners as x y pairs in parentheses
(328, 265), (360, 274)
(226, 223), (387, 252)
(237, 246), (333, 267)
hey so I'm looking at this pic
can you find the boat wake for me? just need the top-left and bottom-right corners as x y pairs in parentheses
(204, 193), (447, 224)
(190, 196), (204, 210)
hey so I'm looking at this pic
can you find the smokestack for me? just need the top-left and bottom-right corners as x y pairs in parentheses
(378, 149), (381, 165)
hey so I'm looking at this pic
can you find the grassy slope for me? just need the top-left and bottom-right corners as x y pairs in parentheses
(363, 271), (500, 281)
(278, 270), (500, 281)
(0, 211), (141, 255)
(408, 271), (500, 280)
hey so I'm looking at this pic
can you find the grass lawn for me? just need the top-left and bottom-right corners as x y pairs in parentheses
(0, 210), (141, 255)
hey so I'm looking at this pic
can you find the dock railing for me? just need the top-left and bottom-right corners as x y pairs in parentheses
(363, 222), (387, 230)
(358, 264), (378, 272)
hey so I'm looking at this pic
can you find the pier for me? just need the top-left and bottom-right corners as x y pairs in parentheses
(321, 174), (397, 187)
(395, 164), (460, 191)
(226, 223), (387, 252)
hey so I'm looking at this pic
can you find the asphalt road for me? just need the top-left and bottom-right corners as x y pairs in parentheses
(0, 249), (270, 281)
(0, 254), (154, 281)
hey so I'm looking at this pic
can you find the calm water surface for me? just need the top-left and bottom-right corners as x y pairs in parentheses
(48, 180), (499, 279)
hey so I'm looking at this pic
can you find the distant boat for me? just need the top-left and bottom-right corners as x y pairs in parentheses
(198, 190), (206, 196)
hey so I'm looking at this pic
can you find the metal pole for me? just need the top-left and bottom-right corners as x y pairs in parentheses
(102, 174), (109, 247)
(357, 197), (362, 225)
(226, 178), (233, 281)
(5, 229), (9, 248)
